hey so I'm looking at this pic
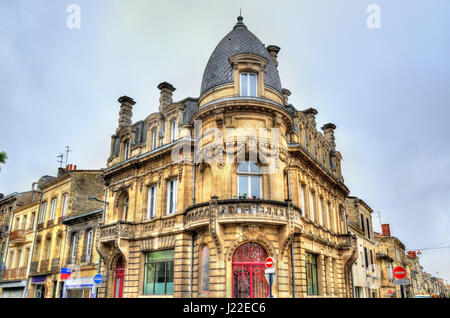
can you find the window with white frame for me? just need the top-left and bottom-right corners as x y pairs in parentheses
(50, 198), (57, 220)
(122, 196), (129, 221)
(240, 73), (257, 97)
(61, 194), (68, 218)
(300, 184), (306, 212)
(310, 192), (315, 222)
(147, 185), (157, 219)
(85, 229), (93, 263)
(166, 179), (177, 215)
(170, 120), (177, 142)
(237, 162), (262, 199)
(152, 129), (158, 150)
(40, 202), (47, 223)
(71, 232), (79, 264)
(318, 196), (323, 225)
(124, 140), (130, 160)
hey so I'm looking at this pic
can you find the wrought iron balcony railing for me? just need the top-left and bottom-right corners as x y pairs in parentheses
(39, 259), (49, 273)
(30, 261), (39, 274)
(51, 258), (60, 271)
(9, 229), (25, 244)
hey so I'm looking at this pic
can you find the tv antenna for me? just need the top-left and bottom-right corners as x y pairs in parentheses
(57, 153), (64, 168)
(64, 146), (73, 167)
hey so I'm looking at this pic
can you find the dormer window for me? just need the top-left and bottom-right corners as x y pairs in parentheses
(240, 73), (257, 97)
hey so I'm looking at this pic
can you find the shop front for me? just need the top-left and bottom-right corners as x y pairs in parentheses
(63, 276), (95, 298)
(30, 276), (47, 298)
(0, 280), (27, 298)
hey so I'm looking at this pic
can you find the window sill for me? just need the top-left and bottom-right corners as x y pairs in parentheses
(139, 294), (174, 298)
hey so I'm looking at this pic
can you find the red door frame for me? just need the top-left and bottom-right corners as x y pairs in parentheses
(113, 258), (125, 298)
(232, 243), (269, 298)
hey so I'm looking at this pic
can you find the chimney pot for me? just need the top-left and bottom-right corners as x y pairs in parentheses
(381, 224), (391, 237)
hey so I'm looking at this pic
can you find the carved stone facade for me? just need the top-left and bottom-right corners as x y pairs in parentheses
(97, 16), (356, 298)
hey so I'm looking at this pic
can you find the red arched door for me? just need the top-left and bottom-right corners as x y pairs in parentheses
(232, 242), (269, 298)
(113, 257), (125, 298)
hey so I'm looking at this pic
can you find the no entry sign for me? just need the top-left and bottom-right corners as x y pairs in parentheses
(265, 257), (275, 269)
(393, 266), (407, 279)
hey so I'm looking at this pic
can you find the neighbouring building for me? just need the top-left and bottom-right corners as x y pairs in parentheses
(0, 189), (40, 298)
(97, 16), (357, 298)
(61, 208), (102, 298)
(28, 167), (104, 298)
(346, 196), (379, 298)
(404, 250), (424, 297)
(375, 224), (408, 298)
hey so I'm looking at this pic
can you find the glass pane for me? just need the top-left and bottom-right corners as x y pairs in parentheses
(146, 250), (174, 262)
(154, 262), (166, 294)
(237, 162), (249, 173)
(249, 74), (257, 96)
(166, 261), (174, 294)
(240, 73), (248, 96)
(250, 176), (261, 199)
(143, 263), (155, 295)
(238, 176), (248, 197)
(249, 162), (260, 173)
(115, 277), (121, 298)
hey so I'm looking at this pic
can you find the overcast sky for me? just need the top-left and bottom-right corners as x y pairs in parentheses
(1, 0), (449, 282)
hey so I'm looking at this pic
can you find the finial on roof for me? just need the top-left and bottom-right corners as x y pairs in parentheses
(234, 13), (246, 30)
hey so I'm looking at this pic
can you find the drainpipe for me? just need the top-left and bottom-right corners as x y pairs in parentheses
(27, 188), (44, 298)
(190, 231), (195, 298)
(290, 234), (296, 298)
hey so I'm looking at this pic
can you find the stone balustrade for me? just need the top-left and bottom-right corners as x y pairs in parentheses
(100, 221), (131, 243)
(184, 199), (302, 230)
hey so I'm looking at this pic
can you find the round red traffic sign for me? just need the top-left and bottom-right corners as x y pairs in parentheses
(265, 257), (275, 269)
(393, 266), (406, 279)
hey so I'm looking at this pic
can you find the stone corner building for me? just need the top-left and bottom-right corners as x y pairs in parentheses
(97, 16), (357, 298)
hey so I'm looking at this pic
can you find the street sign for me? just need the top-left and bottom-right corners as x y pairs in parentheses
(393, 266), (407, 279)
(93, 273), (103, 285)
(265, 257), (275, 269)
(394, 279), (410, 286)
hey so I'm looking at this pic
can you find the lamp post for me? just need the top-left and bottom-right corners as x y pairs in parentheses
(88, 193), (108, 298)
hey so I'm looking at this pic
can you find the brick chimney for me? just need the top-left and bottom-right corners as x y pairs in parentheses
(158, 82), (176, 111)
(321, 123), (337, 150)
(303, 108), (318, 127)
(381, 224), (391, 237)
(267, 45), (281, 67)
(117, 96), (136, 132)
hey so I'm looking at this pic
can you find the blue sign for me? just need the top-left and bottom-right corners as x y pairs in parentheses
(93, 273), (103, 284)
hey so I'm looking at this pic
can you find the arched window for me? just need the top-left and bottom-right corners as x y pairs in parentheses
(199, 245), (210, 293)
(122, 196), (129, 221)
(237, 162), (261, 199)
